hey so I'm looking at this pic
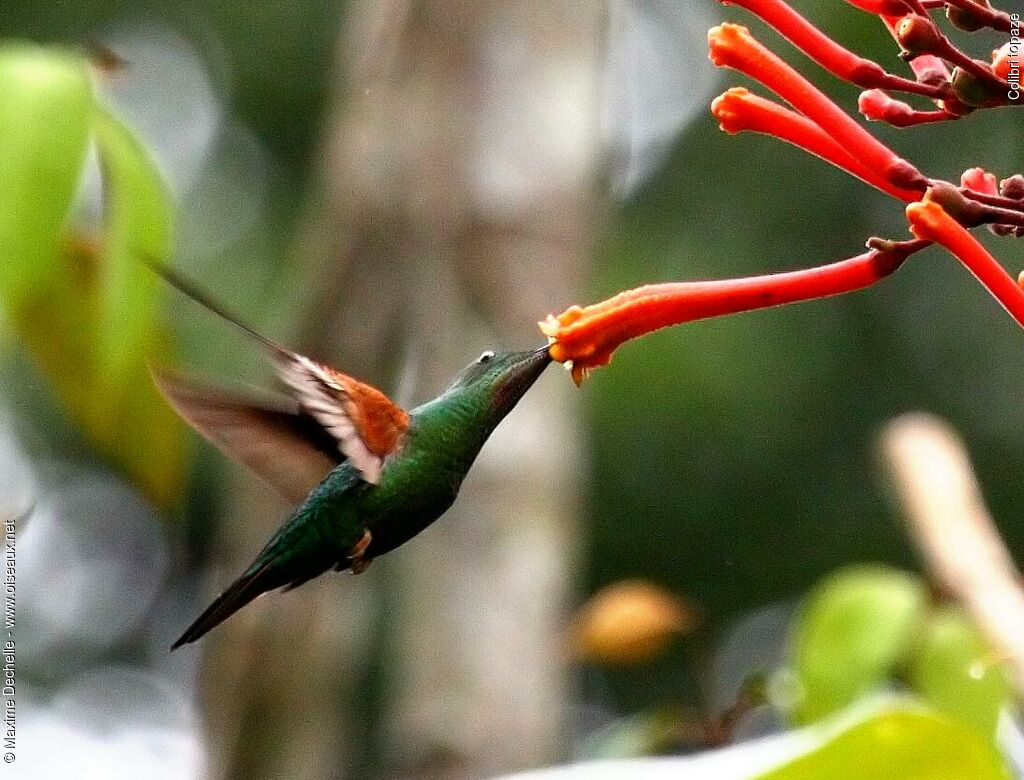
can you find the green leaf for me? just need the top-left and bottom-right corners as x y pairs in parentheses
(84, 106), (186, 506)
(91, 107), (169, 387)
(789, 565), (928, 724)
(909, 606), (1012, 738)
(0, 45), (187, 506)
(757, 706), (1010, 780)
(0, 42), (93, 308)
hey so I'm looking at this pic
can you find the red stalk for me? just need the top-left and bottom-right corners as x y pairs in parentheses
(859, 89), (959, 126)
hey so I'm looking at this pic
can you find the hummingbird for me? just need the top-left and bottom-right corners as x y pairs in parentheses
(151, 265), (551, 649)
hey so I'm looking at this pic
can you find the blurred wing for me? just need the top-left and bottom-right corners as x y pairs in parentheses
(145, 260), (409, 484)
(276, 355), (410, 484)
(153, 369), (342, 503)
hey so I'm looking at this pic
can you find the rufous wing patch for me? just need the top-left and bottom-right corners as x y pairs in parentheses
(276, 355), (410, 484)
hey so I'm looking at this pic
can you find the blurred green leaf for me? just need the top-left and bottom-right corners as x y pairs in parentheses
(0, 42), (93, 307)
(91, 107), (168, 389)
(758, 706), (1010, 780)
(0, 43), (186, 506)
(909, 606), (1012, 738)
(789, 565), (927, 724)
(84, 106), (186, 506)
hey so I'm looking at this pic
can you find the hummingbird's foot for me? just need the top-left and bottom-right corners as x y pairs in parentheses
(347, 529), (373, 575)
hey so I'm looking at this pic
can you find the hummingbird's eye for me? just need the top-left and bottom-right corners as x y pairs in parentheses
(477, 350), (495, 364)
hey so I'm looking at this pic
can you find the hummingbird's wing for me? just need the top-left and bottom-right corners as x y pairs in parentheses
(153, 369), (343, 503)
(149, 260), (411, 485)
(275, 355), (410, 484)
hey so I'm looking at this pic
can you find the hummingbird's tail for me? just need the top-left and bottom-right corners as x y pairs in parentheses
(171, 513), (338, 650)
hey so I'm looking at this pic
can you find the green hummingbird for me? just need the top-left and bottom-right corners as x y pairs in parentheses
(152, 265), (551, 650)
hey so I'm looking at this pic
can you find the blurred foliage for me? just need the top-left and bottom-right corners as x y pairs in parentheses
(775, 565), (1012, 742)
(759, 706), (1011, 780)
(786, 565), (927, 724)
(910, 606), (1013, 737)
(580, 564), (1014, 772)
(0, 42), (184, 505)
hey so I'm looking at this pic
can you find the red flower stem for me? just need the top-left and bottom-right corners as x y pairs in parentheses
(973, 206), (1024, 229)
(722, 0), (946, 98)
(956, 187), (1024, 212)
(907, 199), (1024, 328)
(859, 89), (960, 126)
(713, 89), (922, 200)
(932, 40), (1009, 88)
(708, 24), (928, 192)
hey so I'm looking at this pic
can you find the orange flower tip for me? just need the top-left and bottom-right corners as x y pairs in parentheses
(1017, 269), (1024, 290)
(905, 199), (946, 241)
(570, 362), (588, 387)
(548, 342), (570, 365)
(711, 88), (753, 133)
(707, 23), (753, 67)
(961, 167), (998, 196)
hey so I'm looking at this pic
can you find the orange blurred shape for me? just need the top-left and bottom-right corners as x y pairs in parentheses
(569, 580), (699, 665)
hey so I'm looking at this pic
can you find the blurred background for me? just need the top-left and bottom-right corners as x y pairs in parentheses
(3, 0), (1024, 778)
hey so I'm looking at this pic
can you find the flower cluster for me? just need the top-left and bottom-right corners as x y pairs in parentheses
(542, 0), (1024, 384)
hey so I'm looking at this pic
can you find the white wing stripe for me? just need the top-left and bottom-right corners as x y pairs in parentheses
(277, 356), (385, 484)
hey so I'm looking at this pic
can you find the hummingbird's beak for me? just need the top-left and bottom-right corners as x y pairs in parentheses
(515, 344), (554, 380)
(493, 345), (552, 411)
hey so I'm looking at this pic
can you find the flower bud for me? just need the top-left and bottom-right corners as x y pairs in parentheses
(1000, 175), (1024, 201)
(947, 0), (991, 32)
(895, 15), (941, 57)
(951, 65), (1005, 108)
(961, 167), (998, 196)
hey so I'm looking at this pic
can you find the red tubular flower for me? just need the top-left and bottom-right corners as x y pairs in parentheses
(723, 0), (944, 98)
(859, 89), (959, 126)
(708, 24), (927, 193)
(540, 244), (924, 384)
(906, 198), (1024, 328)
(713, 88), (922, 200)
